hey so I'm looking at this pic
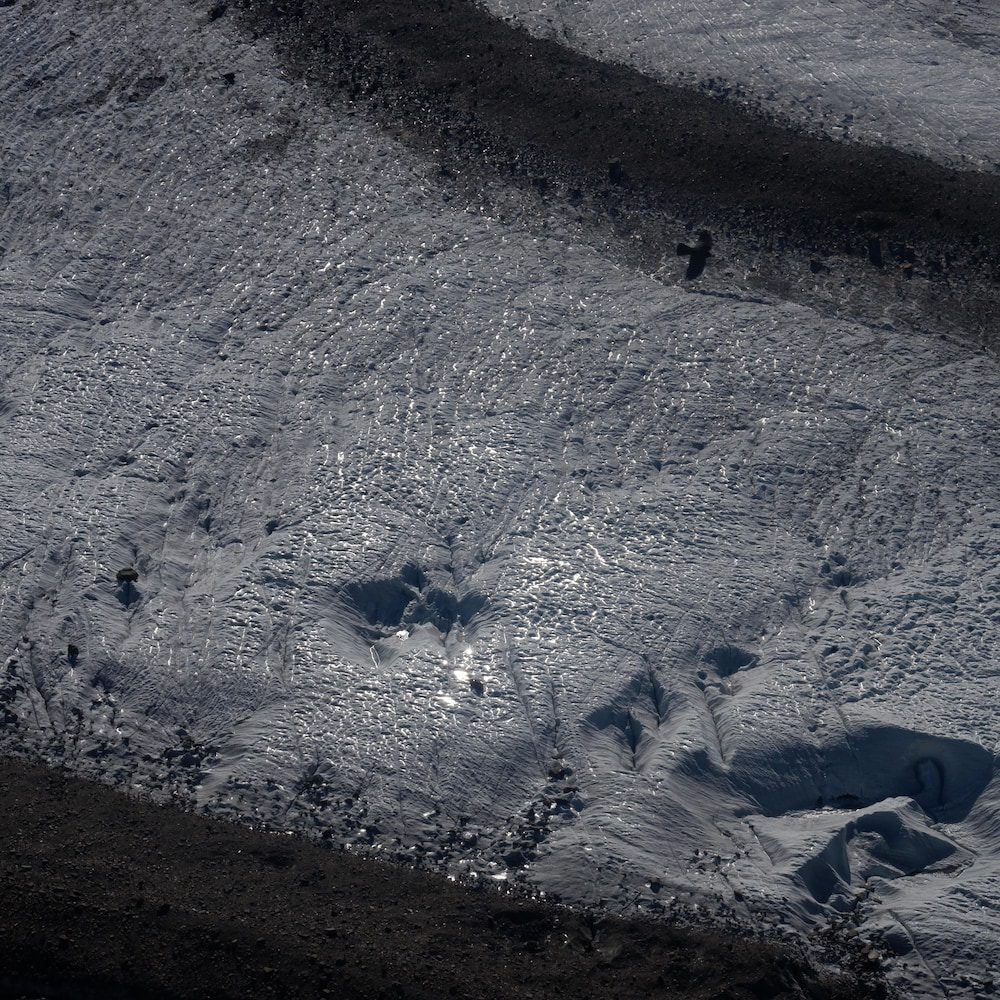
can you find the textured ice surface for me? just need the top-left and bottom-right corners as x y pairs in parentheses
(1, 2), (999, 998)
(482, 0), (1000, 170)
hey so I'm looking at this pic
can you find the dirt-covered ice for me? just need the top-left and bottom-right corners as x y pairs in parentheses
(1, 2), (998, 998)
(484, 0), (1000, 170)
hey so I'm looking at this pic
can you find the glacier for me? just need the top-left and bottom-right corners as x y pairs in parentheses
(1, 1), (998, 997)
(483, 0), (1000, 170)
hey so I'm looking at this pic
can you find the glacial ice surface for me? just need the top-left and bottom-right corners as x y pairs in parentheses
(483, 0), (1000, 170)
(1, 2), (999, 998)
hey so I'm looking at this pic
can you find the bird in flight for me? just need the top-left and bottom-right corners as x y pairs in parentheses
(677, 230), (712, 279)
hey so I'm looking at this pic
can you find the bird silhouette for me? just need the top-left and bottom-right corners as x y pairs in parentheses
(676, 230), (712, 279)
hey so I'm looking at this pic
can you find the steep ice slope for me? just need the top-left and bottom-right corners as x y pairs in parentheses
(1, 2), (999, 998)
(482, 0), (1000, 170)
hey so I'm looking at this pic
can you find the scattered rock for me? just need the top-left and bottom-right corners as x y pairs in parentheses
(0, 757), (889, 1000)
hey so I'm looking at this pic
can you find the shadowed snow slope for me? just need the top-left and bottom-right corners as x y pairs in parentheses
(483, 0), (1000, 170)
(1, 3), (999, 999)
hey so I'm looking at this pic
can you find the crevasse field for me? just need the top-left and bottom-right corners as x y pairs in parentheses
(1, 1), (998, 997)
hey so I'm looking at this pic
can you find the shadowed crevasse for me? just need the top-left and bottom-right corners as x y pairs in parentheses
(342, 563), (489, 636)
(730, 724), (995, 822)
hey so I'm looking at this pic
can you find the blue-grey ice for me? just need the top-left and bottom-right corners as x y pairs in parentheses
(1, 3), (998, 998)
(485, 0), (1000, 169)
